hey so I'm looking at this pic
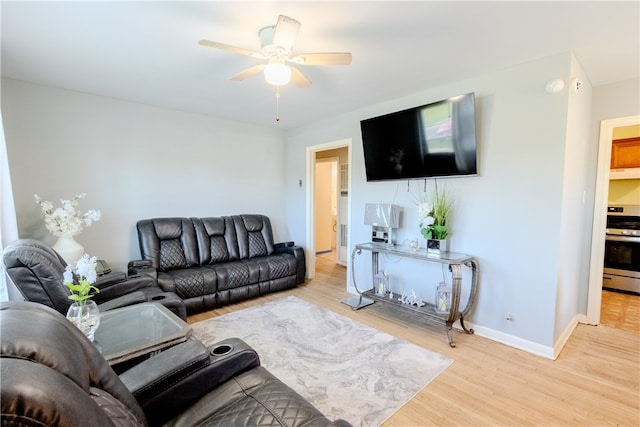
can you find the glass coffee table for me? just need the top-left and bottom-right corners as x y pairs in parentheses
(94, 302), (192, 366)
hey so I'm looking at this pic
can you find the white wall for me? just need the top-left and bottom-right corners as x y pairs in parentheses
(2, 78), (287, 271)
(285, 53), (577, 354)
(553, 54), (593, 344)
(592, 79), (640, 122)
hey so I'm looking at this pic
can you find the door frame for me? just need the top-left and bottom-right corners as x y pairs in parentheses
(586, 114), (640, 324)
(305, 138), (351, 279)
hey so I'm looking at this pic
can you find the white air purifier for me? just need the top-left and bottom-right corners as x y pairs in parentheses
(364, 203), (400, 246)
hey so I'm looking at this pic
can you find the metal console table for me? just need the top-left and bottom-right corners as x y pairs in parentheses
(346, 242), (479, 347)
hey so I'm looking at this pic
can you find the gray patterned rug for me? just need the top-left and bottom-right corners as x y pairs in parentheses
(191, 296), (452, 427)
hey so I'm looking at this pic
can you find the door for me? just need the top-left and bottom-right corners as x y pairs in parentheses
(314, 158), (337, 256)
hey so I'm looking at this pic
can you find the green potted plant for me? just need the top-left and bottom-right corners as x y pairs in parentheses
(417, 182), (453, 255)
(64, 254), (101, 341)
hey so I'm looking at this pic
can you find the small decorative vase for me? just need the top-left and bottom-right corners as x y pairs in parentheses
(53, 235), (84, 266)
(66, 300), (100, 341)
(426, 238), (448, 256)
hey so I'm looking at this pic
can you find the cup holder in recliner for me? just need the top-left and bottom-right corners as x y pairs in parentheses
(151, 295), (166, 301)
(210, 343), (234, 356)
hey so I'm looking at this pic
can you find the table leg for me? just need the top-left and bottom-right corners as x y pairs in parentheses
(445, 324), (456, 348)
(444, 263), (475, 347)
(459, 259), (479, 318)
(371, 251), (379, 287)
(342, 247), (375, 310)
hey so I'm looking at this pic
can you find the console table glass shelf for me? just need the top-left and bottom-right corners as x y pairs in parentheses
(347, 242), (479, 347)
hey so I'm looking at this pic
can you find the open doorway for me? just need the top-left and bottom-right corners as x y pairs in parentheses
(305, 139), (351, 280)
(314, 157), (339, 261)
(587, 115), (640, 325)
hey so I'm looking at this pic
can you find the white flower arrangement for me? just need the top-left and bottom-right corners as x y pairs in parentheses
(416, 183), (452, 240)
(34, 193), (101, 237)
(63, 253), (100, 304)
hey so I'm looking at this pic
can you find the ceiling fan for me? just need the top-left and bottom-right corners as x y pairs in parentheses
(198, 15), (352, 88)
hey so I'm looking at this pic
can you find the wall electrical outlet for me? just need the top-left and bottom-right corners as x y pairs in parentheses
(506, 313), (514, 321)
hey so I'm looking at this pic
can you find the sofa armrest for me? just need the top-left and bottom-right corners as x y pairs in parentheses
(275, 243), (306, 284)
(93, 273), (158, 304)
(127, 259), (158, 280)
(119, 338), (260, 426)
(94, 271), (128, 288)
(274, 241), (295, 248)
(96, 291), (148, 311)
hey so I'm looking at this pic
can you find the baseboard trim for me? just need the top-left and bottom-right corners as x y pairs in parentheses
(344, 290), (567, 359)
(552, 314), (582, 359)
(455, 321), (555, 360)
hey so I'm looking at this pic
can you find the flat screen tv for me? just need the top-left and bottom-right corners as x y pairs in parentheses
(360, 92), (477, 181)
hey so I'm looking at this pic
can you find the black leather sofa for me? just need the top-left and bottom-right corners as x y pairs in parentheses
(0, 301), (352, 427)
(133, 215), (306, 314)
(2, 238), (187, 320)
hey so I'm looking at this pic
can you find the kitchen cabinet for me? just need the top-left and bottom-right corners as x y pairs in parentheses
(610, 137), (640, 179)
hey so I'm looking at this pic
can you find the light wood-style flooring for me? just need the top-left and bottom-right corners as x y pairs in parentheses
(189, 253), (640, 426)
(601, 289), (640, 333)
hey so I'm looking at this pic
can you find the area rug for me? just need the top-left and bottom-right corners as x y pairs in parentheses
(191, 296), (452, 427)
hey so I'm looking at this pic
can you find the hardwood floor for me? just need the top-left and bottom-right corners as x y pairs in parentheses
(189, 253), (640, 426)
(601, 289), (640, 333)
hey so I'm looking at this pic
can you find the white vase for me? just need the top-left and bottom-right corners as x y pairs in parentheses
(53, 235), (84, 266)
(426, 238), (448, 256)
(66, 300), (100, 341)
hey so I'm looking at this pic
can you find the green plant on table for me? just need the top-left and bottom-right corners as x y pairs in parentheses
(63, 253), (100, 304)
(417, 182), (453, 240)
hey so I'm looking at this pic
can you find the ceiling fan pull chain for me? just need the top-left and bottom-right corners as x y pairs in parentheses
(275, 86), (281, 122)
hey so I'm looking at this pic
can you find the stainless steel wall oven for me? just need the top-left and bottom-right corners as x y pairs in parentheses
(603, 205), (640, 294)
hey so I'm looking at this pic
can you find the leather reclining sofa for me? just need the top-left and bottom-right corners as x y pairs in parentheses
(0, 301), (352, 427)
(2, 238), (187, 320)
(133, 214), (306, 314)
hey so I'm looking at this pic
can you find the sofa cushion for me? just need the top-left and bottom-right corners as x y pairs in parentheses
(212, 261), (256, 291)
(264, 255), (297, 279)
(232, 215), (276, 259)
(158, 267), (217, 300)
(193, 217), (239, 264)
(160, 239), (188, 270)
(244, 255), (297, 283)
(137, 218), (199, 272)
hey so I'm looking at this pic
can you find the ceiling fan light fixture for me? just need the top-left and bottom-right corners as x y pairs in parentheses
(264, 62), (291, 86)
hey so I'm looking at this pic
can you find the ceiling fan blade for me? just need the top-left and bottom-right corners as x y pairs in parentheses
(273, 15), (301, 52)
(198, 39), (264, 59)
(230, 64), (266, 81)
(289, 52), (352, 66)
(290, 66), (311, 88)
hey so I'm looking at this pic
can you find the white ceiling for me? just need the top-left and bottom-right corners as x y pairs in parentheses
(2, 1), (639, 129)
